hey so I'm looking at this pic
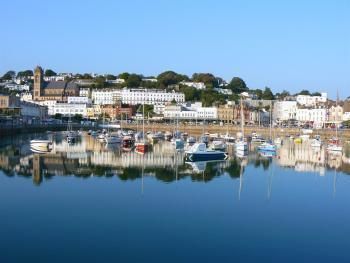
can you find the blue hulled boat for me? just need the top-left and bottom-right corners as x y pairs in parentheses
(185, 143), (228, 161)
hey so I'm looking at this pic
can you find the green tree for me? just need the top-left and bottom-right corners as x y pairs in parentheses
(118, 72), (130, 80)
(82, 73), (93, 79)
(44, 69), (57, 76)
(17, 70), (33, 78)
(1, 71), (16, 80)
(94, 76), (106, 88)
(73, 114), (83, 121)
(298, 90), (310, 95)
(126, 74), (142, 87)
(192, 73), (217, 88)
(253, 89), (263, 99)
(105, 74), (116, 80)
(54, 113), (62, 119)
(262, 87), (275, 100)
(180, 86), (200, 101)
(228, 77), (248, 94)
(276, 90), (290, 99)
(157, 71), (188, 88)
(311, 92), (321, 96)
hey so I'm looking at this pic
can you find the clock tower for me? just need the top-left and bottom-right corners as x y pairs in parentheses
(33, 66), (43, 101)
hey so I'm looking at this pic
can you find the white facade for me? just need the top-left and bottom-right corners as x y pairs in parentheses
(296, 108), (326, 126)
(44, 76), (65, 81)
(121, 88), (185, 105)
(180, 81), (206, 90)
(142, 78), (158, 82)
(5, 83), (30, 91)
(154, 104), (165, 114)
(106, 78), (125, 84)
(79, 88), (90, 97)
(51, 103), (88, 117)
(296, 93), (327, 106)
(343, 112), (350, 121)
(327, 105), (343, 122)
(20, 92), (33, 102)
(20, 101), (47, 120)
(214, 88), (233, 95)
(163, 102), (217, 120)
(68, 96), (91, 104)
(273, 101), (297, 122)
(91, 89), (121, 105)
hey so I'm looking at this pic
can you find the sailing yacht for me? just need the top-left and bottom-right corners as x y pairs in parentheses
(135, 102), (149, 154)
(235, 93), (248, 152)
(258, 102), (276, 152)
(327, 93), (343, 152)
(66, 115), (79, 143)
(311, 135), (322, 148)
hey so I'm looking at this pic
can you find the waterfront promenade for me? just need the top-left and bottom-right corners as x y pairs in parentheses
(124, 123), (350, 140)
(1, 122), (349, 141)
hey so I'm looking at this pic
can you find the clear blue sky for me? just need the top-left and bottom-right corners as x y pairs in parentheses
(1, 0), (349, 98)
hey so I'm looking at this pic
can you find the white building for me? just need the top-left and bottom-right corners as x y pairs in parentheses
(51, 102), (88, 117)
(163, 102), (217, 120)
(180, 81), (206, 90)
(4, 83), (30, 92)
(20, 101), (48, 123)
(91, 89), (121, 105)
(296, 93), (327, 106)
(327, 105), (343, 123)
(106, 78), (125, 84)
(296, 108), (327, 127)
(121, 88), (185, 105)
(68, 96), (91, 104)
(343, 112), (350, 121)
(273, 101), (297, 122)
(20, 92), (33, 102)
(43, 76), (65, 82)
(214, 88), (233, 95)
(79, 88), (90, 97)
(142, 78), (158, 82)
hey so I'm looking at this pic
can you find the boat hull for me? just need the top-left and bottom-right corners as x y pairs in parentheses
(185, 152), (227, 161)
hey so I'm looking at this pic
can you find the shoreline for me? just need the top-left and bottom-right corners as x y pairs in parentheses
(1, 123), (349, 141)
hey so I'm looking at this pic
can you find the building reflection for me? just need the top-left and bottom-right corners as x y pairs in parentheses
(276, 141), (348, 175)
(0, 134), (349, 185)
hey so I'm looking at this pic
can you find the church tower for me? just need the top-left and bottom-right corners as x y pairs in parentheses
(33, 66), (43, 100)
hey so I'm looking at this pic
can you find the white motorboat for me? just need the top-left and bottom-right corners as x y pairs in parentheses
(30, 140), (53, 151)
(211, 139), (226, 151)
(235, 139), (248, 151)
(258, 142), (277, 152)
(185, 143), (228, 161)
(251, 133), (265, 143)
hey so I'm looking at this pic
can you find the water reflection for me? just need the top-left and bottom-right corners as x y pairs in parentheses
(0, 133), (350, 186)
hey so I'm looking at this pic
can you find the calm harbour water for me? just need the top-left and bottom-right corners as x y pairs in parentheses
(1, 132), (350, 262)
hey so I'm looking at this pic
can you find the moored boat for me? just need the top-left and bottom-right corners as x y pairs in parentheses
(122, 135), (135, 148)
(211, 139), (226, 151)
(185, 142), (228, 161)
(30, 140), (53, 152)
(258, 142), (277, 152)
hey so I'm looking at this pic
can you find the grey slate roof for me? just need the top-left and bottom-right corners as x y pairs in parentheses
(43, 81), (78, 89)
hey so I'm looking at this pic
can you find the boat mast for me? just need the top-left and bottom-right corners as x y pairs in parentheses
(270, 101), (272, 141)
(142, 101), (145, 140)
(240, 95), (244, 139)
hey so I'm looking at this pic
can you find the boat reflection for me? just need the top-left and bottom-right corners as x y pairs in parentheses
(0, 133), (350, 186)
